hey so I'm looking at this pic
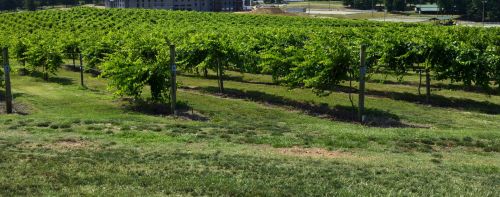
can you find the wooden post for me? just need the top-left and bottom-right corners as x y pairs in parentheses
(79, 53), (84, 87)
(2, 48), (13, 114)
(418, 69), (422, 95)
(217, 59), (224, 93)
(426, 69), (431, 104)
(358, 45), (367, 123)
(170, 44), (177, 116)
(43, 65), (48, 81)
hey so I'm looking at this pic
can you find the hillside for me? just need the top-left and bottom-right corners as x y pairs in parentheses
(0, 8), (499, 196)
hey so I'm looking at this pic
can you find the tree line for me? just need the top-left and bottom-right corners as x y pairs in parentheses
(342, 0), (500, 21)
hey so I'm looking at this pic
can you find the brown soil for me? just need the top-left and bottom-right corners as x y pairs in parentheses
(53, 139), (88, 149)
(18, 138), (91, 150)
(276, 146), (349, 159)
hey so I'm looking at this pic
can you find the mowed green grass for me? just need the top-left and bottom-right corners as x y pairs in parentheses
(0, 65), (499, 196)
(286, 1), (344, 9)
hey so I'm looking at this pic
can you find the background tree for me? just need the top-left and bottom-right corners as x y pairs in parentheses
(343, 0), (382, 10)
(0, 0), (20, 11)
(12, 38), (28, 67)
(24, 0), (36, 11)
(384, 0), (406, 11)
(101, 32), (172, 102)
(282, 35), (354, 95)
(179, 32), (243, 93)
(60, 34), (81, 68)
(24, 35), (63, 81)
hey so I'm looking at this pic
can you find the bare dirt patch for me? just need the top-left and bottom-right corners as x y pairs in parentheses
(53, 138), (88, 149)
(17, 138), (92, 151)
(276, 146), (349, 159)
(0, 102), (30, 115)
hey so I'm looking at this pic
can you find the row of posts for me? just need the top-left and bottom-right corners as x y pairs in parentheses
(2, 45), (353, 120)
(2, 45), (430, 123)
(0, 46), (178, 116)
(357, 45), (432, 123)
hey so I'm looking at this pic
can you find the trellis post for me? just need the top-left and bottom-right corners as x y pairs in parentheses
(426, 69), (431, 104)
(170, 44), (177, 116)
(2, 48), (13, 114)
(358, 45), (367, 123)
(217, 59), (224, 93)
(418, 69), (422, 95)
(79, 53), (84, 87)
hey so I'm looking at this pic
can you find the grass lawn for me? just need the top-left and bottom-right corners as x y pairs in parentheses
(0, 64), (499, 195)
(313, 12), (404, 20)
(286, 1), (345, 10)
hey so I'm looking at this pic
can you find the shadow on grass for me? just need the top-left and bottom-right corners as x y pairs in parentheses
(121, 98), (209, 121)
(63, 64), (80, 71)
(183, 86), (423, 128)
(180, 73), (276, 85)
(268, 82), (499, 115)
(63, 65), (101, 77)
(367, 78), (499, 95)
(181, 73), (498, 115)
(365, 89), (500, 115)
(28, 70), (74, 85)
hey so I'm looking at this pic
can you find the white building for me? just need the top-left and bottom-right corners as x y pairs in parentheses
(105, 0), (253, 11)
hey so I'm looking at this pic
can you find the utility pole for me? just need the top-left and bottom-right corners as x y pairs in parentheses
(2, 48), (13, 114)
(384, 8), (387, 22)
(308, 0), (311, 15)
(482, 0), (487, 26)
(371, 0), (374, 17)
